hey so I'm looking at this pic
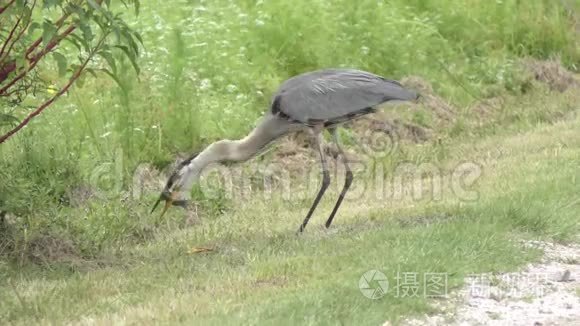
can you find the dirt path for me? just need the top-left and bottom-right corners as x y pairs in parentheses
(398, 241), (580, 326)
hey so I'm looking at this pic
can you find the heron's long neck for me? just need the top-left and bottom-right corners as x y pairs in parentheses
(181, 118), (281, 190)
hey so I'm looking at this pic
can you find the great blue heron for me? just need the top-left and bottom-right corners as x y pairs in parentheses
(152, 68), (419, 232)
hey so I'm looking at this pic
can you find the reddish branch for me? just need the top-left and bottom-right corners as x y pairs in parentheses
(0, 61), (16, 85)
(0, 0), (17, 15)
(0, 0), (109, 144)
(0, 24), (76, 95)
(0, 39), (102, 144)
(0, 0), (34, 64)
(0, 0), (104, 91)
(26, 10), (71, 59)
(3, 21), (28, 63)
(24, 0), (104, 59)
(0, 0), (83, 88)
(0, 15), (21, 59)
(8, 0), (36, 56)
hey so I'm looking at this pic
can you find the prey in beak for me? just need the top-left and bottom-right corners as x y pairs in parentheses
(150, 189), (189, 218)
(151, 153), (199, 218)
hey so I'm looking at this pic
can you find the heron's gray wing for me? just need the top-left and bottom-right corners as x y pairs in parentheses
(277, 70), (417, 124)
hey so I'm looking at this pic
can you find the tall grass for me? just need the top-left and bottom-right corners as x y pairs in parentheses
(0, 0), (578, 258)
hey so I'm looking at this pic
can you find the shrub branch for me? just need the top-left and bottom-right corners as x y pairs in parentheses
(0, 24), (76, 95)
(0, 0), (35, 65)
(0, 0), (99, 89)
(0, 36), (106, 144)
(0, 15), (22, 60)
(0, 0), (16, 15)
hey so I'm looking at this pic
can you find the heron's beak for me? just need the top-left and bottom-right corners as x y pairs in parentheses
(151, 190), (190, 218)
(414, 92), (422, 104)
(151, 190), (173, 217)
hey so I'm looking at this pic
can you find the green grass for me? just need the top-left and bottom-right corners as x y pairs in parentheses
(1, 109), (579, 324)
(1, 0), (580, 324)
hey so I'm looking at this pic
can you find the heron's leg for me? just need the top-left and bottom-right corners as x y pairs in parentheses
(298, 128), (330, 233)
(325, 128), (353, 228)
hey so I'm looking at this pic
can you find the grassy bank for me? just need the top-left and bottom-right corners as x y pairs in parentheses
(1, 89), (579, 324)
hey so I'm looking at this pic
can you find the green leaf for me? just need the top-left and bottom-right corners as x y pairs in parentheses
(121, 28), (140, 56)
(52, 52), (67, 77)
(15, 56), (28, 71)
(112, 26), (121, 43)
(43, 0), (61, 9)
(28, 22), (40, 36)
(86, 0), (101, 11)
(92, 15), (106, 31)
(0, 113), (19, 127)
(99, 68), (125, 91)
(114, 45), (140, 75)
(69, 4), (88, 22)
(21, 6), (32, 22)
(63, 36), (82, 52)
(79, 22), (94, 44)
(97, 49), (117, 74)
(85, 68), (98, 78)
(76, 72), (86, 88)
(70, 33), (90, 52)
(132, 31), (144, 49)
(42, 21), (58, 47)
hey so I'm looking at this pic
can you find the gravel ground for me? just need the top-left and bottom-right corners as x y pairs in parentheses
(396, 241), (580, 326)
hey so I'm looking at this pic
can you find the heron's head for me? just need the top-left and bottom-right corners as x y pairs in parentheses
(151, 153), (199, 218)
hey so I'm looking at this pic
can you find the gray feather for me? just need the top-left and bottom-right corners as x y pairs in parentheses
(272, 69), (417, 125)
